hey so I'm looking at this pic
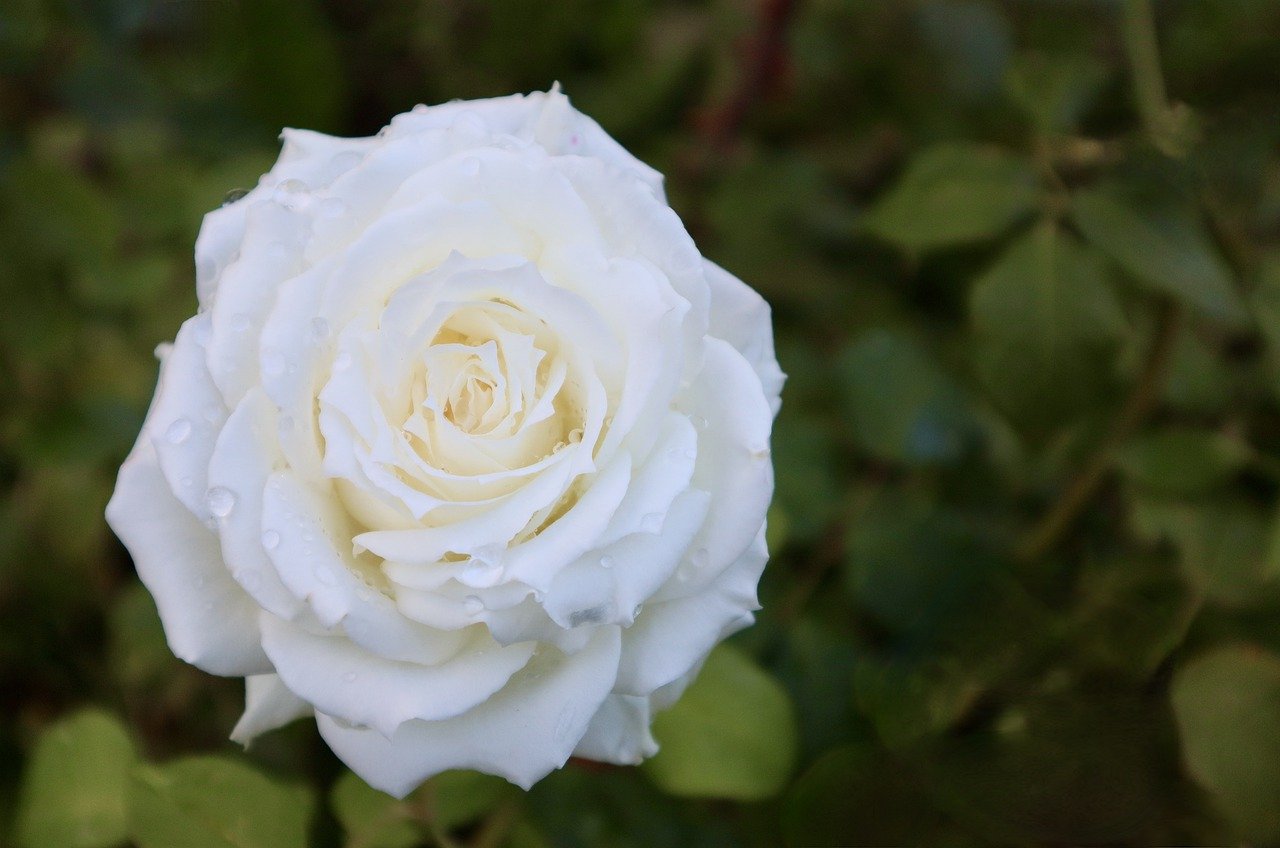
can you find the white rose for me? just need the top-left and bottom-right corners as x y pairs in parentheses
(106, 87), (784, 797)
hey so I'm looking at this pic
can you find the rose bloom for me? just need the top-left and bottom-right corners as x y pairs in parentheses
(107, 88), (783, 796)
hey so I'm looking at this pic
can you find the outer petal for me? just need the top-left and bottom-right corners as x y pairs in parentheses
(260, 615), (534, 737)
(145, 313), (227, 522)
(207, 388), (305, 620)
(316, 626), (622, 797)
(572, 693), (659, 765)
(106, 440), (271, 676)
(704, 259), (785, 416)
(614, 528), (766, 696)
(231, 673), (312, 745)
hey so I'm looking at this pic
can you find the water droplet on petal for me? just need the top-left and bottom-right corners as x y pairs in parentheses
(164, 418), (192, 445)
(463, 595), (484, 615)
(261, 529), (281, 550)
(203, 404), (221, 423)
(640, 512), (663, 533)
(310, 317), (330, 342)
(314, 566), (337, 586)
(692, 414), (708, 429)
(273, 179), (308, 208)
(206, 486), (236, 518)
(599, 554), (616, 570)
(632, 604), (644, 620)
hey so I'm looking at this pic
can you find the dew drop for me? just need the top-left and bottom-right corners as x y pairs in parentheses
(273, 179), (308, 206)
(640, 512), (663, 533)
(154, 342), (172, 360)
(205, 486), (236, 518)
(164, 418), (192, 445)
(631, 604), (644, 620)
(463, 595), (485, 615)
(261, 529), (281, 550)
(692, 414), (708, 429)
(599, 554), (616, 570)
(203, 404), (221, 423)
(314, 566), (337, 586)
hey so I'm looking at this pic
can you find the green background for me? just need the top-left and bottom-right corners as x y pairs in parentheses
(4, 0), (1280, 845)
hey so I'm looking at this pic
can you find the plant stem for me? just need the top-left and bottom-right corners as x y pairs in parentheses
(1120, 0), (1184, 155)
(1015, 301), (1181, 562)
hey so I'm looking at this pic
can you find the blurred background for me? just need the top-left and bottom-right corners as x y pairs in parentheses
(4, 0), (1280, 845)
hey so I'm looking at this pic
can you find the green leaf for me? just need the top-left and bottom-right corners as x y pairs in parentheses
(16, 710), (137, 848)
(1171, 644), (1280, 842)
(1117, 428), (1247, 497)
(970, 222), (1126, 429)
(1131, 498), (1280, 607)
(108, 583), (177, 689)
(838, 330), (975, 466)
(225, 0), (348, 131)
(1005, 51), (1109, 134)
(862, 143), (1040, 251)
(644, 645), (798, 800)
(1249, 250), (1280, 373)
(330, 772), (419, 848)
(783, 741), (948, 847)
(925, 688), (1173, 845)
(1070, 555), (1200, 676)
(425, 769), (513, 831)
(129, 757), (313, 848)
(1071, 186), (1248, 325)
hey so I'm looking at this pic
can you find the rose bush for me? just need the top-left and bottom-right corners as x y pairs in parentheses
(106, 88), (783, 796)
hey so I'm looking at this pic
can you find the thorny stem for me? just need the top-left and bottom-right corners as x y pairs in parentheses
(1015, 301), (1182, 562)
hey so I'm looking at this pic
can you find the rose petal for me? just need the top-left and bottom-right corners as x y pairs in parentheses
(260, 615), (534, 737)
(704, 259), (785, 416)
(230, 672), (312, 745)
(614, 527), (766, 696)
(572, 693), (659, 765)
(146, 313), (227, 522)
(316, 626), (621, 796)
(106, 440), (270, 676)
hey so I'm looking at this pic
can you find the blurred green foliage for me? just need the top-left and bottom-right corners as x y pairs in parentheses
(4, 0), (1280, 845)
